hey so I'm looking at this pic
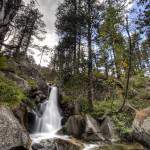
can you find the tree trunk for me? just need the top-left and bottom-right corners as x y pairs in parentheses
(104, 51), (108, 79)
(0, 0), (21, 49)
(14, 16), (30, 58)
(87, 0), (93, 111)
(112, 43), (120, 79)
(39, 48), (44, 66)
(73, 0), (77, 74)
(118, 17), (132, 112)
(24, 13), (37, 55)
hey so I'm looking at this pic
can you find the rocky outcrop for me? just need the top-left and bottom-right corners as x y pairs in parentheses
(32, 138), (84, 150)
(3, 59), (48, 95)
(1, 71), (31, 92)
(132, 107), (150, 148)
(0, 107), (31, 150)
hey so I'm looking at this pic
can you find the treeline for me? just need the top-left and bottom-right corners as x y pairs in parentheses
(53, 0), (150, 110)
(0, 0), (46, 62)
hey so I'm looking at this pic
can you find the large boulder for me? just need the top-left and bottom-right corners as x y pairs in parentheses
(32, 138), (84, 150)
(59, 115), (86, 138)
(100, 117), (120, 142)
(132, 107), (150, 148)
(0, 107), (31, 150)
(82, 115), (105, 142)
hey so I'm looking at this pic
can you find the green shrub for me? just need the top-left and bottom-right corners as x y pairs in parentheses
(80, 97), (89, 113)
(130, 98), (150, 109)
(112, 113), (133, 137)
(0, 76), (26, 108)
(62, 95), (74, 103)
(138, 88), (150, 100)
(130, 75), (147, 89)
(0, 56), (7, 70)
(87, 99), (122, 118)
(27, 79), (38, 89)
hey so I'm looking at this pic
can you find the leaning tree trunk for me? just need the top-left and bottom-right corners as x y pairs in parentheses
(118, 17), (133, 113)
(0, 0), (21, 49)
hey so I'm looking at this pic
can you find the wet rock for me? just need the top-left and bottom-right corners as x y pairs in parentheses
(32, 138), (84, 150)
(132, 107), (150, 148)
(27, 110), (36, 133)
(0, 107), (31, 150)
(100, 117), (120, 142)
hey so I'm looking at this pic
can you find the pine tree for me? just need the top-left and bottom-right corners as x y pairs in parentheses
(0, 0), (22, 49)
(9, 1), (46, 59)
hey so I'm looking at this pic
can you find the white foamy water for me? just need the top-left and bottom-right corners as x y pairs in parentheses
(37, 86), (62, 133)
(31, 86), (62, 142)
(84, 144), (99, 150)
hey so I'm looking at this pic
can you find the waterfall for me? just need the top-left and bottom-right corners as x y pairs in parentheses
(35, 86), (62, 134)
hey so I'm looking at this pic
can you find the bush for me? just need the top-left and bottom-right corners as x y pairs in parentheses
(27, 79), (38, 89)
(91, 99), (122, 118)
(130, 75), (148, 89)
(112, 112), (133, 137)
(0, 56), (7, 70)
(0, 76), (26, 108)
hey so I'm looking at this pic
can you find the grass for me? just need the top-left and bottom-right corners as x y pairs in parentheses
(0, 75), (26, 108)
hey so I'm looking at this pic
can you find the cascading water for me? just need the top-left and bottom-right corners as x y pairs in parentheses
(31, 86), (63, 143)
(35, 86), (62, 133)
